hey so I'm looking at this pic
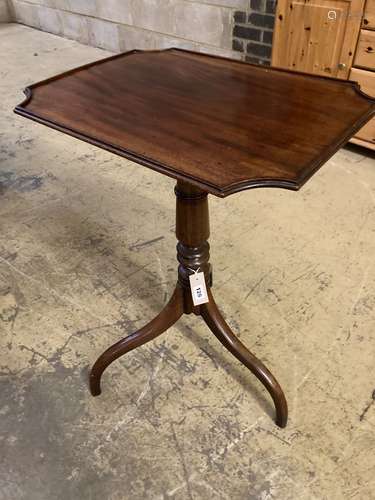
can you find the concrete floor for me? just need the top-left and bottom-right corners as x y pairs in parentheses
(1, 23), (375, 500)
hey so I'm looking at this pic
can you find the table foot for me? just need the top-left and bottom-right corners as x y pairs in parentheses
(89, 285), (184, 396)
(200, 289), (288, 428)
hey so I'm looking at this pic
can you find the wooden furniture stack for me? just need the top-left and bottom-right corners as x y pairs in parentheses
(272, 0), (375, 150)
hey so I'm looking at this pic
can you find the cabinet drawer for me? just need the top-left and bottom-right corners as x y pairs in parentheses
(349, 68), (375, 147)
(351, 116), (375, 145)
(362, 0), (375, 30)
(354, 29), (375, 69)
(350, 67), (375, 94)
(354, 30), (375, 70)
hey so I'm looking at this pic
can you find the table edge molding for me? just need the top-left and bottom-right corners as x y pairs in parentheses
(15, 48), (375, 105)
(14, 48), (375, 198)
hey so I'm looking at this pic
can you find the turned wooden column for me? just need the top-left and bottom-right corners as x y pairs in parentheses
(175, 181), (212, 313)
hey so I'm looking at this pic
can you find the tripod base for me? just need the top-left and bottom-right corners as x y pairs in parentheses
(89, 181), (288, 428)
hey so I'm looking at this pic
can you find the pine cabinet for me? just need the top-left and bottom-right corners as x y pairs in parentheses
(272, 0), (375, 149)
(352, 0), (375, 148)
(350, 68), (375, 147)
(272, 0), (365, 78)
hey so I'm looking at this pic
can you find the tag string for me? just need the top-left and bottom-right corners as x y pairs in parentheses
(187, 267), (200, 275)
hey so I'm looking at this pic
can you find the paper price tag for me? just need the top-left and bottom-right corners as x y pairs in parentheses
(189, 270), (209, 306)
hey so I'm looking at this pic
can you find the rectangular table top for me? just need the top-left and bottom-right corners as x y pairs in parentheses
(15, 49), (375, 197)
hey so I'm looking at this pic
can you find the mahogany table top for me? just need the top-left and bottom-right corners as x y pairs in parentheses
(15, 49), (375, 197)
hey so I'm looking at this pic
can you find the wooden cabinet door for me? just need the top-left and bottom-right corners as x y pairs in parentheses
(272, 0), (365, 78)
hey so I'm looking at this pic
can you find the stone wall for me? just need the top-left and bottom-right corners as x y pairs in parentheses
(7, 0), (276, 63)
(0, 0), (11, 22)
(8, 0), (248, 58)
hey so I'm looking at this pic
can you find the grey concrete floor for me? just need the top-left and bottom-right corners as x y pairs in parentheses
(1, 23), (375, 500)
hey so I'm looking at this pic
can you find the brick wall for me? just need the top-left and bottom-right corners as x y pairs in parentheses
(233, 0), (276, 65)
(8, 0), (250, 59)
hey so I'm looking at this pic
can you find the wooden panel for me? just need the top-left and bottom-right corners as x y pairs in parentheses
(351, 136), (375, 148)
(350, 67), (375, 94)
(272, 0), (364, 78)
(354, 29), (375, 69)
(362, 0), (375, 30)
(14, 49), (375, 197)
(350, 67), (375, 146)
(351, 113), (375, 143)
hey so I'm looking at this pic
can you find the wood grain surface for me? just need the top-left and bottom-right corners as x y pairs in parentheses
(363, 0), (375, 30)
(354, 29), (375, 70)
(15, 48), (375, 197)
(272, 0), (365, 79)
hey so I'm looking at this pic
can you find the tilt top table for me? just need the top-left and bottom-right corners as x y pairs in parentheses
(15, 49), (375, 428)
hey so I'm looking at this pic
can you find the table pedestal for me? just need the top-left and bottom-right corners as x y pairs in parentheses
(89, 181), (288, 428)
